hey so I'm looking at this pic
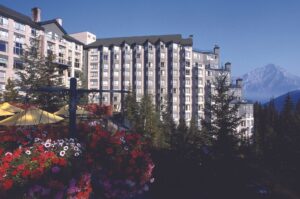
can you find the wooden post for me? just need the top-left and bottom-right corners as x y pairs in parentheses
(69, 78), (77, 138)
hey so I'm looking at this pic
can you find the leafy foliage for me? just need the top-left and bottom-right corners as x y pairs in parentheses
(14, 38), (65, 111)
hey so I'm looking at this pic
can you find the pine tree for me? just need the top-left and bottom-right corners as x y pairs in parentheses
(2, 78), (20, 102)
(15, 38), (64, 111)
(202, 73), (242, 160)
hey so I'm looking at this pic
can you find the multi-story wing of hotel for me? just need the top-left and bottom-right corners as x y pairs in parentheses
(0, 4), (254, 136)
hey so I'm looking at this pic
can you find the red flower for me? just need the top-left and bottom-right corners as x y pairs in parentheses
(106, 148), (113, 154)
(2, 179), (13, 190)
(58, 158), (67, 167)
(131, 150), (140, 159)
(21, 170), (30, 178)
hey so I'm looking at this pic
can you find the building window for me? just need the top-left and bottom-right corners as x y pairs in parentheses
(91, 55), (98, 61)
(31, 28), (37, 37)
(0, 30), (8, 40)
(124, 81), (130, 86)
(75, 58), (80, 68)
(103, 71), (108, 77)
(136, 53), (141, 58)
(136, 71), (142, 76)
(0, 70), (5, 82)
(90, 63), (98, 70)
(0, 16), (8, 26)
(136, 63), (141, 68)
(185, 96), (190, 102)
(185, 69), (190, 75)
(124, 71), (130, 76)
(0, 41), (7, 52)
(198, 87), (203, 94)
(147, 71), (153, 76)
(185, 61), (190, 67)
(14, 35), (24, 55)
(113, 81), (119, 86)
(13, 59), (23, 69)
(103, 64), (108, 70)
(185, 105), (190, 111)
(160, 62), (165, 67)
(185, 78), (191, 85)
(90, 79), (98, 86)
(113, 71), (119, 77)
(114, 54), (119, 59)
(0, 55), (8, 67)
(114, 64), (119, 69)
(102, 81), (108, 86)
(173, 88), (177, 94)
(125, 63), (130, 69)
(185, 88), (190, 94)
(14, 22), (25, 32)
(136, 81), (142, 86)
(147, 80), (153, 86)
(91, 72), (98, 78)
(113, 96), (118, 102)
(103, 54), (108, 60)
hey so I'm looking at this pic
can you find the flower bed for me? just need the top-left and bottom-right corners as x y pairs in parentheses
(0, 122), (154, 198)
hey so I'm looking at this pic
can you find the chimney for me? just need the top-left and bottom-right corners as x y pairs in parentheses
(213, 45), (220, 55)
(224, 62), (231, 71)
(236, 78), (243, 88)
(32, 7), (41, 22)
(56, 18), (63, 26)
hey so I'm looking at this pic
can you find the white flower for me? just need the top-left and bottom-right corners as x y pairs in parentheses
(59, 151), (65, 157)
(34, 138), (41, 142)
(25, 150), (31, 155)
(76, 143), (81, 147)
(74, 152), (80, 157)
(63, 146), (69, 151)
(46, 139), (52, 143)
(44, 143), (51, 148)
(5, 152), (12, 156)
(124, 146), (129, 151)
(150, 178), (155, 183)
(69, 138), (74, 143)
(73, 146), (79, 151)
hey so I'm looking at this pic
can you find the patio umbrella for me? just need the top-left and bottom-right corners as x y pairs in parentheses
(0, 109), (14, 117)
(54, 105), (91, 117)
(0, 108), (64, 126)
(0, 102), (23, 113)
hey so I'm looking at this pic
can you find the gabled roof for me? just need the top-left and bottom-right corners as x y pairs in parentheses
(38, 19), (68, 34)
(0, 4), (43, 30)
(38, 19), (84, 45)
(86, 34), (193, 48)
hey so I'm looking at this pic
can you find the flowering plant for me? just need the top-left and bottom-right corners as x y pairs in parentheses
(0, 138), (83, 198)
(83, 124), (155, 199)
(0, 121), (154, 198)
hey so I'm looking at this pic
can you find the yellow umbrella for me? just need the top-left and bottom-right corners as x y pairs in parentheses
(54, 105), (91, 117)
(0, 102), (23, 113)
(0, 108), (64, 126)
(0, 109), (14, 117)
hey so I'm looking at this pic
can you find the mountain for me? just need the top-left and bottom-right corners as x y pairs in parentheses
(267, 90), (300, 111)
(242, 64), (300, 102)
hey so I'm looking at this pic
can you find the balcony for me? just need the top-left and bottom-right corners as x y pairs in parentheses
(54, 59), (71, 69)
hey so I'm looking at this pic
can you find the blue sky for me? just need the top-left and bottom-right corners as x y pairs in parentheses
(2, 0), (300, 76)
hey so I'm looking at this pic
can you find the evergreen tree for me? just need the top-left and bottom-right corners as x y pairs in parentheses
(202, 73), (242, 160)
(123, 94), (167, 149)
(123, 91), (139, 130)
(2, 78), (20, 102)
(15, 38), (64, 111)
